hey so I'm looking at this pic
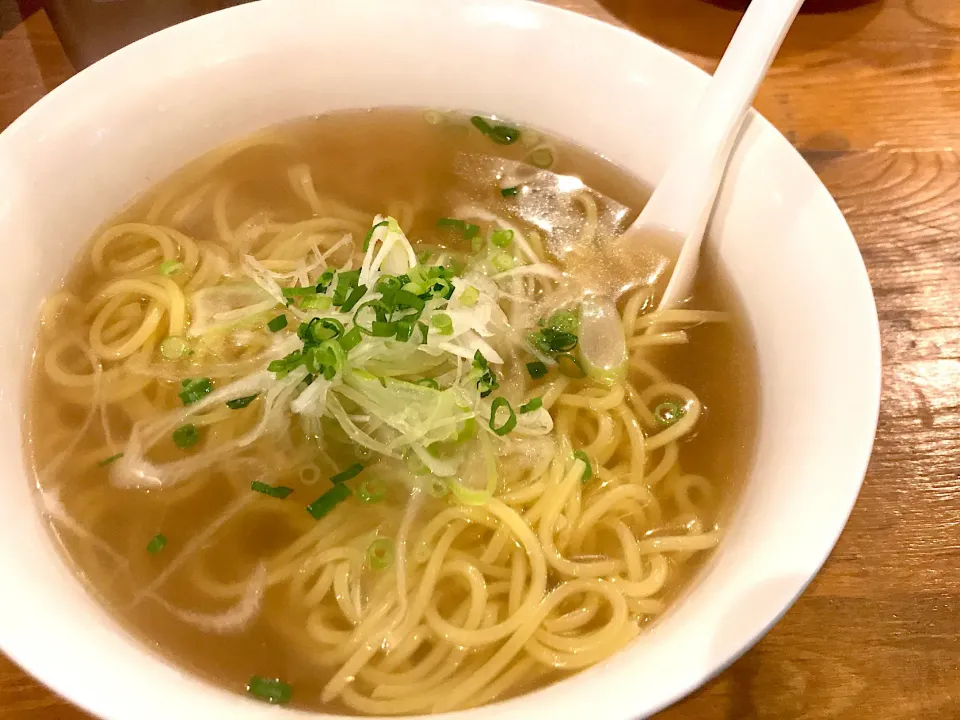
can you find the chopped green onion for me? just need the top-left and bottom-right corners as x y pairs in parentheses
(226, 394), (258, 410)
(492, 252), (515, 272)
(159, 336), (191, 360)
(267, 315), (288, 332)
(417, 321), (429, 343)
(251, 481), (294, 499)
(357, 477), (387, 504)
(306, 483), (351, 519)
(473, 350), (499, 397)
(282, 286), (317, 298)
(339, 326), (363, 352)
(436, 217), (480, 239)
(526, 361), (548, 379)
(158, 260), (183, 276)
(417, 249), (433, 264)
(548, 310), (579, 334)
(304, 341), (345, 377)
(97, 452), (123, 467)
(470, 116), (521, 145)
(471, 234), (483, 253)
(416, 377), (440, 389)
(146, 533), (167, 554)
(431, 313), (454, 336)
(352, 301), (382, 336)
(520, 397), (542, 414)
(332, 270), (361, 306)
(430, 277), (454, 300)
(653, 400), (686, 429)
(246, 676), (292, 705)
(529, 147), (554, 168)
(367, 537), (396, 570)
(300, 294), (332, 311)
(299, 317), (344, 343)
(330, 463), (364, 484)
(363, 220), (390, 252)
(556, 353), (586, 378)
(172, 424), (200, 449)
(489, 397), (517, 436)
(316, 268), (335, 292)
(501, 186), (519, 197)
(491, 229), (514, 248)
(341, 284), (368, 313)
(395, 319), (415, 342)
(393, 290), (425, 311)
(371, 320), (397, 337)
(539, 327), (578, 352)
(459, 286), (480, 307)
(573, 450), (592, 483)
(178, 378), (213, 406)
(267, 351), (302, 377)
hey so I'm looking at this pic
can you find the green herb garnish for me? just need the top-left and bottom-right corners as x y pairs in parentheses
(226, 394), (259, 410)
(146, 533), (167, 554)
(489, 397), (517, 436)
(492, 252), (515, 272)
(300, 294), (332, 311)
(366, 538), (396, 570)
(339, 325), (363, 351)
(281, 286), (317, 298)
(357, 477), (387, 504)
(363, 220), (390, 252)
(472, 350), (499, 397)
(158, 260), (183, 276)
(653, 400), (686, 429)
(172, 423), (200, 449)
(491, 229), (514, 248)
(332, 270), (361, 306)
(501, 186), (519, 197)
(519, 397), (542, 413)
(330, 463), (364, 484)
(267, 314), (288, 332)
(305, 483), (351, 519)
(470, 115), (521, 145)
(548, 310), (578, 334)
(459, 286), (480, 307)
(341, 284), (368, 313)
(573, 450), (592, 483)
(97, 452), (123, 467)
(251, 481), (294, 499)
(246, 676), (292, 705)
(431, 313), (454, 336)
(526, 361), (548, 379)
(178, 378), (213, 406)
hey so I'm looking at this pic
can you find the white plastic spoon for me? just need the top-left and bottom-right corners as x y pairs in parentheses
(579, 0), (804, 382)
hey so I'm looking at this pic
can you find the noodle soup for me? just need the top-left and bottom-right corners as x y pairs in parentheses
(25, 109), (755, 714)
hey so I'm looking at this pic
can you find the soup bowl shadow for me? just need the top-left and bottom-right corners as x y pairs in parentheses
(0, 1), (880, 719)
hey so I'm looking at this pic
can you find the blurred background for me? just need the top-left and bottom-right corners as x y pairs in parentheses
(2, 0), (883, 70)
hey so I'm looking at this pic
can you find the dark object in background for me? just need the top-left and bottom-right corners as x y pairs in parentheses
(706, 0), (876, 11)
(44, 0), (251, 68)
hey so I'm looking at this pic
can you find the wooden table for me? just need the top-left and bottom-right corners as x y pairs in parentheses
(2, 1), (958, 717)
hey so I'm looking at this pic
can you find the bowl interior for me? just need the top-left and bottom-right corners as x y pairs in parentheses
(0, 1), (880, 719)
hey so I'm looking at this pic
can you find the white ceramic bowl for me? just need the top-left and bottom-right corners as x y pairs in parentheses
(0, 1), (880, 718)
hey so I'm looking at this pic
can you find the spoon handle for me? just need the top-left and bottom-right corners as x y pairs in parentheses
(647, 0), (804, 308)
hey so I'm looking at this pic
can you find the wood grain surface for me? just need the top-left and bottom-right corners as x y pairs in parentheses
(2, 1), (959, 718)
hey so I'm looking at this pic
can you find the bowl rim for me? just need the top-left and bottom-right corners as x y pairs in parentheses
(0, 1), (881, 719)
